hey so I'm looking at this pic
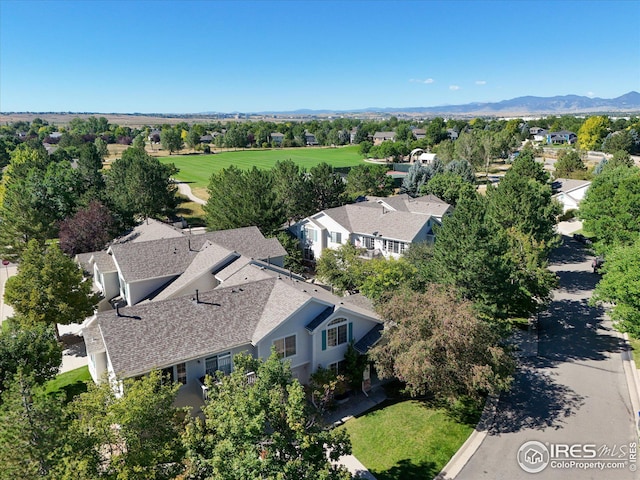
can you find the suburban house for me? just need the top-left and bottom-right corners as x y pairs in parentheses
(372, 131), (396, 146)
(533, 129), (548, 142)
(270, 132), (285, 145)
(83, 261), (383, 394)
(349, 127), (358, 144)
(411, 128), (426, 140)
(551, 177), (592, 213)
(304, 131), (318, 146)
(290, 194), (452, 261)
(529, 126), (545, 136)
(544, 130), (577, 144)
(447, 128), (459, 140)
(76, 223), (286, 309)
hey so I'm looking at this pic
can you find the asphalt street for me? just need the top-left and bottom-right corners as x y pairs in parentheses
(456, 237), (639, 480)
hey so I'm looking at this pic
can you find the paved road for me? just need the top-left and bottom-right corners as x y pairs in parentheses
(456, 237), (639, 480)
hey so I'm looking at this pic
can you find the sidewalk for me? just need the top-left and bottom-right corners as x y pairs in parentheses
(326, 385), (387, 480)
(0, 264), (17, 324)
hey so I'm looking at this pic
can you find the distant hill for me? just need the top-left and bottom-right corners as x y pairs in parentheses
(253, 91), (640, 116)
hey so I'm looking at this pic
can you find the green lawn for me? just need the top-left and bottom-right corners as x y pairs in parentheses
(159, 145), (365, 190)
(629, 336), (640, 370)
(44, 366), (91, 403)
(338, 400), (475, 480)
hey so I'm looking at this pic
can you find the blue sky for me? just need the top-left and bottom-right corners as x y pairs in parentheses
(1, 0), (639, 113)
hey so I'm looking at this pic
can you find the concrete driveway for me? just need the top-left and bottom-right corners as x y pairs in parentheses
(455, 237), (639, 480)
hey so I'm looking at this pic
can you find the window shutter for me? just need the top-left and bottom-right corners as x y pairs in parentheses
(348, 322), (353, 342)
(322, 330), (327, 351)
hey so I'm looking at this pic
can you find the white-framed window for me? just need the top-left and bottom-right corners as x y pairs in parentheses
(326, 318), (348, 348)
(303, 226), (318, 242)
(384, 240), (405, 254)
(330, 231), (342, 244)
(205, 352), (232, 377)
(274, 334), (296, 359)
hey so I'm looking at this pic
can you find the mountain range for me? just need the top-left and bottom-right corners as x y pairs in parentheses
(249, 91), (640, 116)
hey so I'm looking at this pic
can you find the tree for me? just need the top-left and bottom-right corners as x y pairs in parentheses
(400, 162), (429, 197)
(76, 142), (105, 198)
(554, 149), (588, 179)
(507, 148), (549, 184)
(58, 201), (118, 256)
(359, 257), (416, 302)
(186, 128), (201, 150)
(93, 137), (108, 160)
(105, 147), (178, 222)
(444, 159), (477, 183)
(182, 351), (352, 480)
(0, 320), (62, 392)
(602, 130), (633, 154)
(308, 163), (346, 212)
(160, 127), (184, 154)
(316, 243), (365, 294)
(369, 286), (514, 402)
(132, 133), (146, 150)
(276, 231), (305, 274)
(591, 240), (640, 336)
(577, 115), (610, 151)
(345, 164), (393, 198)
(4, 240), (99, 339)
(271, 160), (312, 225)
(579, 165), (640, 253)
(421, 172), (476, 206)
(609, 150), (634, 168)
(0, 372), (67, 478)
(454, 130), (484, 168)
(204, 166), (284, 235)
(59, 370), (185, 479)
(431, 194), (514, 319)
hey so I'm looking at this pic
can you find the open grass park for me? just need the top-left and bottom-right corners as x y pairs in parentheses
(158, 145), (365, 191)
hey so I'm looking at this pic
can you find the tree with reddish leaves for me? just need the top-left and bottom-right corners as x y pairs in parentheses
(58, 201), (118, 255)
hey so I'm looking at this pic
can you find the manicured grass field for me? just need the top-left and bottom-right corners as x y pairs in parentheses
(338, 400), (474, 480)
(44, 366), (91, 403)
(159, 145), (365, 190)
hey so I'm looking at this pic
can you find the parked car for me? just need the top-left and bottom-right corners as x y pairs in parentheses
(592, 256), (605, 274)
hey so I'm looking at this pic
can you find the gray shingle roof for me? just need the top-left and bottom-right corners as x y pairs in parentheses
(75, 251), (116, 275)
(108, 227), (286, 283)
(115, 218), (184, 244)
(321, 204), (432, 242)
(367, 194), (452, 217)
(97, 279), (278, 377)
(305, 306), (335, 331)
(551, 178), (591, 195)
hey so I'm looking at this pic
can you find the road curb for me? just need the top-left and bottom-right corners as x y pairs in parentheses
(433, 394), (500, 480)
(621, 332), (640, 436)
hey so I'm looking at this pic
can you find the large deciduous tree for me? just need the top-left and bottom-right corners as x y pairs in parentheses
(345, 164), (393, 198)
(578, 115), (610, 151)
(369, 286), (514, 402)
(182, 351), (352, 480)
(59, 370), (185, 479)
(579, 165), (640, 253)
(591, 239), (640, 336)
(160, 126), (184, 154)
(105, 147), (178, 222)
(58, 200), (118, 256)
(0, 320), (62, 392)
(4, 240), (99, 339)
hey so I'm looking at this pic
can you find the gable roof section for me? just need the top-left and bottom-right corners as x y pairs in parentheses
(366, 194), (451, 217)
(115, 218), (184, 244)
(322, 204), (432, 242)
(107, 227), (286, 283)
(551, 178), (591, 195)
(97, 279), (278, 378)
(152, 241), (238, 301)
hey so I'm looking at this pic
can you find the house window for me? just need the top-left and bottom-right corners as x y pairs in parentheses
(330, 231), (342, 244)
(205, 352), (232, 377)
(326, 318), (348, 348)
(384, 240), (405, 254)
(363, 236), (374, 249)
(274, 335), (296, 359)
(303, 227), (318, 242)
(329, 360), (347, 375)
(176, 362), (187, 385)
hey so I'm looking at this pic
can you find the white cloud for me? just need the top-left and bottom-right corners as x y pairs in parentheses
(475, 80), (487, 85)
(410, 78), (435, 84)
(586, 91), (595, 97)
(449, 85), (461, 91)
